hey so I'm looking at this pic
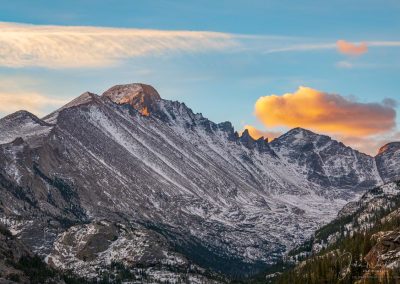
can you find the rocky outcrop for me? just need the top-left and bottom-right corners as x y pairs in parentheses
(46, 220), (222, 282)
(365, 230), (400, 270)
(376, 142), (400, 183)
(102, 83), (161, 116)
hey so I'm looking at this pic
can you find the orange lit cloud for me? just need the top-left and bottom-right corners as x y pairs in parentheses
(242, 125), (282, 141)
(337, 40), (368, 56)
(254, 86), (396, 137)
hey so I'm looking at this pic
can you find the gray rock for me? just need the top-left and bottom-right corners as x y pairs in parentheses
(376, 142), (400, 183)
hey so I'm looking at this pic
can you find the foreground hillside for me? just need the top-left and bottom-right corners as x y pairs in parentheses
(274, 180), (400, 283)
(0, 83), (399, 281)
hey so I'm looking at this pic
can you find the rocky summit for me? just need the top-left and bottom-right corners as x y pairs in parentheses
(0, 83), (399, 282)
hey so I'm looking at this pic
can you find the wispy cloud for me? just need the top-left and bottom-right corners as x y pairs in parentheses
(0, 22), (238, 68)
(0, 76), (68, 116)
(336, 61), (354, 69)
(368, 41), (400, 47)
(1, 22), (400, 68)
(0, 92), (68, 116)
(263, 40), (400, 54)
(263, 43), (336, 54)
(340, 132), (400, 156)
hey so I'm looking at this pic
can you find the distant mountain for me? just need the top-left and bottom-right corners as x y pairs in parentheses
(270, 127), (382, 191)
(0, 83), (398, 281)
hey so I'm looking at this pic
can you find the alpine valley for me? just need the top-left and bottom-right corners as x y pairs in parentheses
(0, 83), (399, 283)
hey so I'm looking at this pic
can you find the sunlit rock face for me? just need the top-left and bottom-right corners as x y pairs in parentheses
(102, 83), (161, 116)
(376, 142), (400, 183)
(0, 83), (396, 280)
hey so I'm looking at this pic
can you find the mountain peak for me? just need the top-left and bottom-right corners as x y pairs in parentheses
(63, 92), (98, 109)
(1, 110), (50, 126)
(0, 109), (53, 146)
(378, 142), (400, 155)
(102, 83), (161, 116)
(286, 127), (318, 137)
(2, 110), (37, 121)
(240, 128), (252, 138)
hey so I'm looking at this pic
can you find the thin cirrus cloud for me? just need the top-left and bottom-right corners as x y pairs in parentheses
(253, 86), (396, 137)
(2, 22), (400, 68)
(336, 61), (354, 68)
(263, 40), (400, 55)
(336, 40), (368, 56)
(0, 92), (68, 116)
(0, 22), (238, 68)
(340, 132), (400, 156)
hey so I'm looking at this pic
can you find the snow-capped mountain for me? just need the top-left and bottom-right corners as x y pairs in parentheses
(270, 128), (382, 192)
(0, 83), (398, 280)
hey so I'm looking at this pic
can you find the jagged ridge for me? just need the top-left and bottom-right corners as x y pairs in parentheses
(0, 83), (398, 281)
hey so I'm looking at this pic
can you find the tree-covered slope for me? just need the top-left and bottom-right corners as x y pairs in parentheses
(274, 181), (400, 284)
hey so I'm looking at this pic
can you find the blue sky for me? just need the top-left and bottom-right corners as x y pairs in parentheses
(0, 0), (399, 154)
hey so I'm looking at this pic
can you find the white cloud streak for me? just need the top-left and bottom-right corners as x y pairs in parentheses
(0, 92), (68, 116)
(0, 22), (400, 68)
(368, 41), (400, 47)
(0, 22), (238, 68)
(263, 43), (336, 54)
(263, 41), (400, 54)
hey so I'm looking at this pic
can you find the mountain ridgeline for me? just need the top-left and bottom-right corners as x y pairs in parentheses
(0, 83), (399, 282)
